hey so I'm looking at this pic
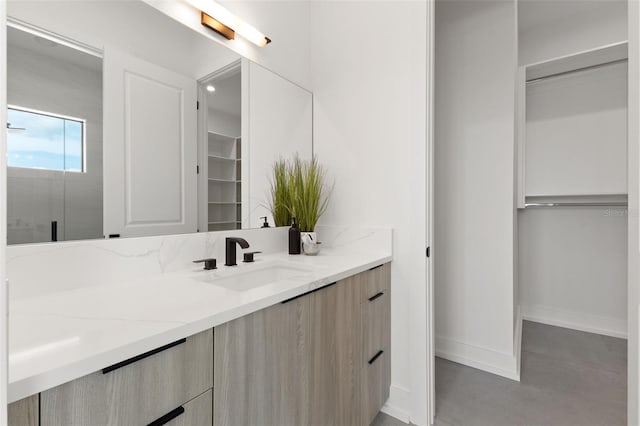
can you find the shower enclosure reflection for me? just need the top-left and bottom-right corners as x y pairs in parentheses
(6, 27), (103, 244)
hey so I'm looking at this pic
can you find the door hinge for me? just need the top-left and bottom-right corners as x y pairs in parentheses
(197, 165), (200, 174)
(197, 101), (200, 110)
(426, 246), (431, 258)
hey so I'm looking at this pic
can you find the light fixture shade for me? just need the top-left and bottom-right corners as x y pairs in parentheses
(185, 0), (271, 47)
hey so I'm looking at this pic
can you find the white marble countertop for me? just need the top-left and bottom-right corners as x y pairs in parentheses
(8, 246), (391, 403)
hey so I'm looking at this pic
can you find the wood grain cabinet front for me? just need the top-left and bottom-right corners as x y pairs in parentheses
(214, 295), (311, 426)
(309, 273), (364, 426)
(8, 395), (38, 426)
(164, 389), (212, 426)
(214, 263), (392, 426)
(40, 329), (213, 426)
(361, 263), (392, 426)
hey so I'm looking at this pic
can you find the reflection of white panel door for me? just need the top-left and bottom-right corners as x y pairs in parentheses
(244, 60), (313, 228)
(103, 47), (197, 238)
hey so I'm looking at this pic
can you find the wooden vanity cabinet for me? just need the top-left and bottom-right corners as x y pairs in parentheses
(38, 329), (213, 426)
(214, 263), (391, 426)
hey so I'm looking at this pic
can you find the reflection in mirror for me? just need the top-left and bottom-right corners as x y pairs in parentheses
(200, 62), (242, 232)
(7, 26), (103, 244)
(6, 0), (312, 244)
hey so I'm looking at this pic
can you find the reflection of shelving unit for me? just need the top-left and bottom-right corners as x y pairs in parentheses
(208, 132), (241, 231)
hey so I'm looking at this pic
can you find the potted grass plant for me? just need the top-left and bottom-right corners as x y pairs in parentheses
(268, 155), (332, 254)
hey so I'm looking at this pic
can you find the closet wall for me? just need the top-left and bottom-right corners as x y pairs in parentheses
(435, 0), (519, 379)
(518, 0), (629, 338)
(519, 0), (627, 65)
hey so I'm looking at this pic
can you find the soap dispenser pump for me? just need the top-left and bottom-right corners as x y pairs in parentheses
(289, 218), (301, 255)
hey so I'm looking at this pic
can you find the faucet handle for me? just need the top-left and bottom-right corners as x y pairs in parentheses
(193, 258), (217, 270)
(243, 251), (262, 263)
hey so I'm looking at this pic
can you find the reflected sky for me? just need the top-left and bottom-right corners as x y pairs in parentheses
(7, 108), (83, 172)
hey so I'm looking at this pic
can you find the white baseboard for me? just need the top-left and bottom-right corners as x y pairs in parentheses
(381, 384), (411, 424)
(521, 304), (627, 339)
(435, 335), (520, 381)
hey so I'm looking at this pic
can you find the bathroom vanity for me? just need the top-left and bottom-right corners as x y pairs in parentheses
(7, 227), (392, 426)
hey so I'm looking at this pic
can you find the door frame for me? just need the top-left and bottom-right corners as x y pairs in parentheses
(426, 0), (435, 423)
(628, 1), (640, 424)
(1, 1), (8, 423)
(196, 59), (242, 233)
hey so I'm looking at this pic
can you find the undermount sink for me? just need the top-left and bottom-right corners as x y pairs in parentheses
(195, 263), (315, 291)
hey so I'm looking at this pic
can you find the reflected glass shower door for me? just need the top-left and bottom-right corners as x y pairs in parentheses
(7, 169), (66, 244)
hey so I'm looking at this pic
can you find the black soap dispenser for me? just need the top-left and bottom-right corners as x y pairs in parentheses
(289, 218), (301, 255)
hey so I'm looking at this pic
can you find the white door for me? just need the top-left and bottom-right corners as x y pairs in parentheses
(103, 47), (197, 238)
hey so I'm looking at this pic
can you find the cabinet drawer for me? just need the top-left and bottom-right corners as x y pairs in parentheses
(363, 290), (390, 363)
(362, 263), (390, 302)
(154, 389), (212, 426)
(361, 349), (390, 426)
(41, 329), (213, 426)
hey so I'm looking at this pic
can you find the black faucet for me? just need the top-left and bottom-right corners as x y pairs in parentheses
(225, 237), (250, 266)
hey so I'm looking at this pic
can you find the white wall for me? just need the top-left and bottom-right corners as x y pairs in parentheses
(519, 208), (628, 337)
(310, 1), (428, 423)
(525, 62), (627, 196)
(434, 0), (519, 379)
(519, 0), (627, 65)
(7, 38), (103, 244)
(628, 0), (639, 423)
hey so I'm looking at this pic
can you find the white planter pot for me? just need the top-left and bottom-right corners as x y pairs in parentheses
(301, 232), (321, 255)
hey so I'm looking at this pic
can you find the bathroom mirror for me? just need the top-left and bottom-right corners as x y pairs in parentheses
(5, 0), (313, 245)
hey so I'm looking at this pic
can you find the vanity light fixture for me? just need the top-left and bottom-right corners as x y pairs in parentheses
(186, 0), (271, 47)
(206, 85), (216, 92)
(201, 12), (235, 42)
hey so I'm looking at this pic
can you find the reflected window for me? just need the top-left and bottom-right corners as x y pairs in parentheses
(7, 106), (85, 172)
